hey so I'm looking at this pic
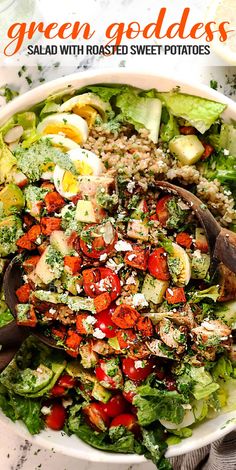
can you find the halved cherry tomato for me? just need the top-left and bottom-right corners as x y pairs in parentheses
(95, 359), (123, 390)
(83, 402), (110, 432)
(110, 413), (139, 435)
(148, 247), (170, 280)
(57, 374), (77, 389)
(179, 126), (197, 135)
(82, 267), (121, 301)
(122, 358), (154, 382)
(45, 403), (66, 430)
(156, 195), (172, 227)
(165, 287), (186, 304)
(95, 305), (118, 338)
(51, 385), (66, 397)
(103, 394), (127, 418)
(124, 246), (149, 271)
(201, 142), (214, 160)
(80, 223), (117, 259)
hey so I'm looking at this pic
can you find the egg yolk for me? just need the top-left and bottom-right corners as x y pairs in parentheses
(42, 124), (83, 144)
(74, 160), (93, 175)
(62, 171), (80, 194)
(73, 105), (98, 127)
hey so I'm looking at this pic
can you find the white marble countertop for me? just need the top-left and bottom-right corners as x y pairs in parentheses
(0, 1), (236, 469)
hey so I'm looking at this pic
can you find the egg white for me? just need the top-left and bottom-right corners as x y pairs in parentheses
(53, 147), (104, 199)
(37, 113), (89, 145)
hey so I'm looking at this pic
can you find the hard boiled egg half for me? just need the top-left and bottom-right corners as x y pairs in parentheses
(40, 134), (79, 180)
(53, 148), (104, 199)
(37, 113), (88, 144)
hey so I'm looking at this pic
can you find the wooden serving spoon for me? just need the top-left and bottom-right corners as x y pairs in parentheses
(0, 257), (63, 371)
(155, 181), (236, 303)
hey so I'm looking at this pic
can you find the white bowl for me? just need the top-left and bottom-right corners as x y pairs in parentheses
(0, 68), (236, 463)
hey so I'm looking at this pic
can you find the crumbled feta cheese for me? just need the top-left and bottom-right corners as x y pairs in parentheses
(127, 181), (136, 193)
(23, 274), (28, 282)
(134, 360), (144, 369)
(41, 406), (52, 415)
(106, 259), (124, 272)
(223, 149), (229, 156)
(86, 315), (97, 325)
(193, 249), (202, 259)
(93, 328), (106, 339)
(49, 308), (56, 314)
(115, 240), (133, 252)
(99, 253), (108, 261)
(167, 288), (174, 296)
(133, 293), (148, 308)
(127, 254), (136, 261)
(76, 285), (82, 294)
(126, 273), (136, 285)
(62, 397), (73, 408)
(35, 236), (42, 244)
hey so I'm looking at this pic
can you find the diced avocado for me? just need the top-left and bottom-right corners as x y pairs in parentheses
(0, 134), (17, 184)
(35, 246), (63, 285)
(26, 361), (66, 398)
(191, 252), (210, 279)
(80, 342), (98, 369)
(142, 274), (169, 304)
(67, 296), (96, 313)
(66, 362), (96, 384)
(0, 300), (14, 327)
(75, 200), (97, 223)
(13, 364), (53, 395)
(50, 230), (71, 256)
(108, 336), (122, 351)
(0, 184), (25, 217)
(34, 290), (68, 304)
(92, 382), (112, 403)
(0, 215), (23, 256)
(16, 303), (31, 323)
(61, 272), (82, 295)
(34, 289), (95, 312)
(169, 135), (205, 165)
(0, 258), (6, 274)
(219, 124), (236, 157)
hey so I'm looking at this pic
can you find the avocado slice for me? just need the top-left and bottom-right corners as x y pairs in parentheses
(0, 184), (25, 216)
(25, 361), (66, 398)
(0, 215), (23, 256)
(13, 364), (53, 395)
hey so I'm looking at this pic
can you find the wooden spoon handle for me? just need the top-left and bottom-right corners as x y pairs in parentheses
(214, 228), (236, 274)
(0, 320), (28, 348)
(0, 347), (19, 372)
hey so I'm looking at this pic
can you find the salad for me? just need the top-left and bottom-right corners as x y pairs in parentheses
(0, 83), (236, 469)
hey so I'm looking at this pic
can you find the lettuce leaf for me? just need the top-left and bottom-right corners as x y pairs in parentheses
(116, 90), (162, 143)
(141, 426), (171, 469)
(190, 285), (219, 303)
(157, 92), (226, 134)
(134, 385), (185, 426)
(0, 384), (43, 434)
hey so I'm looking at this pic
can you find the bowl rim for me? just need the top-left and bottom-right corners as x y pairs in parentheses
(0, 67), (236, 463)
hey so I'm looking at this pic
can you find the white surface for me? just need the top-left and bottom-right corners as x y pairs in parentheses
(0, 66), (236, 469)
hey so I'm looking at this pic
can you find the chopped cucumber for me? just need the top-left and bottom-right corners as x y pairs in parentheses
(169, 134), (205, 165)
(191, 252), (210, 279)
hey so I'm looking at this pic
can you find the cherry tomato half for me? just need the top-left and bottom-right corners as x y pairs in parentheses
(57, 373), (77, 389)
(83, 402), (110, 432)
(156, 195), (172, 227)
(51, 385), (66, 397)
(96, 359), (123, 390)
(103, 394), (127, 418)
(95, 305), (117, 338)
(122, 380), (138, 404)
(122, 358), (154, 382)
(82, 267), (121, 301)
(80, 223), (117, 259)
(45, 403), (66, 431)
(110, 413), (139, 435)
(148, 247), (170, 281)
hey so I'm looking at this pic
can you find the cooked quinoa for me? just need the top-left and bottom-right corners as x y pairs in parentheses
(84, 126), (236, 227)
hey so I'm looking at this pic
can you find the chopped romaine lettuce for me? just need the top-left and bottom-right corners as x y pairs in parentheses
(157, 92), (226, 134)
(116, 90), (162, 143)
(190, 285), (219, 303)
